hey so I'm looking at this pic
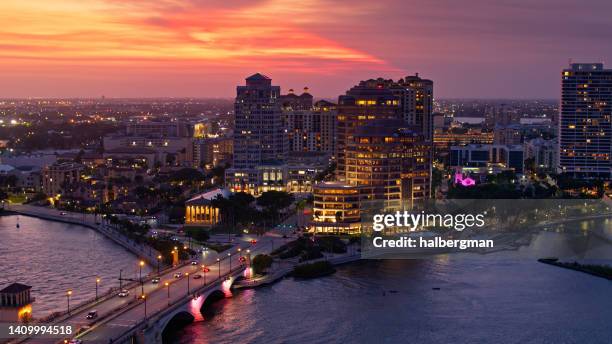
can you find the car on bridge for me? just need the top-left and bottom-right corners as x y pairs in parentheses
(86, 310), (98, 319)
(152, 277), (160, 283)
(193, 274), (202, 279)
(174, 272), (182, 278)
(118, 289), (130, 297)
(191, 260), (199, 265)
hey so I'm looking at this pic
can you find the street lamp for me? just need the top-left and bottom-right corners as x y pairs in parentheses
(141, 294), (147, 319)
(228, 252), (232, 272)
(186, 272), (190, 295)
(95, 277), (100, 301)
(165, 282), (170, 305)
(66, 290), (72, 314)
(217, 258), (221, 279)
(139, 260), (145, 295)
(238, 247), (242, 260)
(157, 255), (162, 274)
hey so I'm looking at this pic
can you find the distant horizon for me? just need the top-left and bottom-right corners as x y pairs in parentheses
(0, 96), (561, 102)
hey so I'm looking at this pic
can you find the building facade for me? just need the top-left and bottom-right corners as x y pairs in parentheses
(450, 144), (524, 174)
(226, 73), (286, 194)
(42, 162), (84, 196)
(558, 63), (612, 179)
(345, 120), (431, 210)
(311, 182), (362, 235)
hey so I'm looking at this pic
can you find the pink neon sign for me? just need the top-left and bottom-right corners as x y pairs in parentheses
(454, 172), (476, 187)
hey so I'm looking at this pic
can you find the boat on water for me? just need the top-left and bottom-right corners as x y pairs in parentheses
(16, 215), (20, 228)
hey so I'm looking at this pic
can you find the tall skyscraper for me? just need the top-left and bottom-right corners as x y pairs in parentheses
(336, 75), (433, 181)
(280, 88), (337, 154)
(397, 74), (434, 142)
(558, 63), (611, 179)
(226, 73), (286, 193)
(233, 73), (285, 168)
(336, 79), (402, 180)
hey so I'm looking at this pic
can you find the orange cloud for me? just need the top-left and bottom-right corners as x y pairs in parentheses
(0, 0), (391, 74)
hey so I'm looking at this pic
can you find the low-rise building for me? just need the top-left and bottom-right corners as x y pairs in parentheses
(42, 162), (84, 196)
(185, 188), (230, 227)
(450, 144), (525, 174)
(310, 182), (363, 235)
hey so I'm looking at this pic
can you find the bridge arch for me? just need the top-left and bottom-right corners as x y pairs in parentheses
(161, 310), (196, 344)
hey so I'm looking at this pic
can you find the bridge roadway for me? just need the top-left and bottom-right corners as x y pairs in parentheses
(21, 236), (281, 344)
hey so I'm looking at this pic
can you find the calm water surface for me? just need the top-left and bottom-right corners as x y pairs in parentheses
(0, 215), (151, 317)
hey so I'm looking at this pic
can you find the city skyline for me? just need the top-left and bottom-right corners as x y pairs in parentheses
(1, 0), (612, 98)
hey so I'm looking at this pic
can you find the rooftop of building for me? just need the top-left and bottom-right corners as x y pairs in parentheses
(0, 282), (32, 294)
(186, 188), (231, 205)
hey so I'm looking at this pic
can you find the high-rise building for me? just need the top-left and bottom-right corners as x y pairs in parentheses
(233, 73), (285, 168)
(281, 88), (337, 154)
(397, 74), (434, 142)
(336, 75), (433, 181)
(336, 79), (402, 180)
(345, 120), (431, 210)
(558, 63), (612, 179)
(226, 73), (286, 193)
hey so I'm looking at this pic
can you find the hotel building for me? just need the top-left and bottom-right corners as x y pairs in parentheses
(558, 63), (612, 179)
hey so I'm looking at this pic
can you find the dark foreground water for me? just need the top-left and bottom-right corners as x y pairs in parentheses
(0, 215), (150, 317)
(174, 224), (612, 343)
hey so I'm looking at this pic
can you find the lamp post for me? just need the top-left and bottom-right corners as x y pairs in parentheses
(157, 255), (162, 275)
(238, 247), (242, 260)
(228, 252), (232, 272)
(66, 290), (72, 314)
(95, 277), (100, 301)
(217, 258), (221, 279)
(141, 294), (147, 319)
(165, 282), (170, 306)
(186, 272), (190, 295)
(139, 260), (145, 295)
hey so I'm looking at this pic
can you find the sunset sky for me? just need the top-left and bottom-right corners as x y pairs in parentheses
(1, 0), (611, 98)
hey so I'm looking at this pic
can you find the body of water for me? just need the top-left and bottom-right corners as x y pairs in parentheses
(0, 215), (151, 317)
(174, 218), (612, 344)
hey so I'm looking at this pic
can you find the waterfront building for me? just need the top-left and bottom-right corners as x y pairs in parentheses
(0, 283), (33, 323)
(558, 63), (612, 179)
(42, 162), (84, 196)
(345, 120), (431, 210)
(336, 75), (433, 180)
(311, 182), (363, 235)
(184, 188), (229, 227)
(450, 144), (524, 174)
(225, 73), (286, 194)
(336, 79), (403, 180)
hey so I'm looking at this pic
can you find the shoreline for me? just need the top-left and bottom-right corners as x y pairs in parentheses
(1, 207), (162, 265)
